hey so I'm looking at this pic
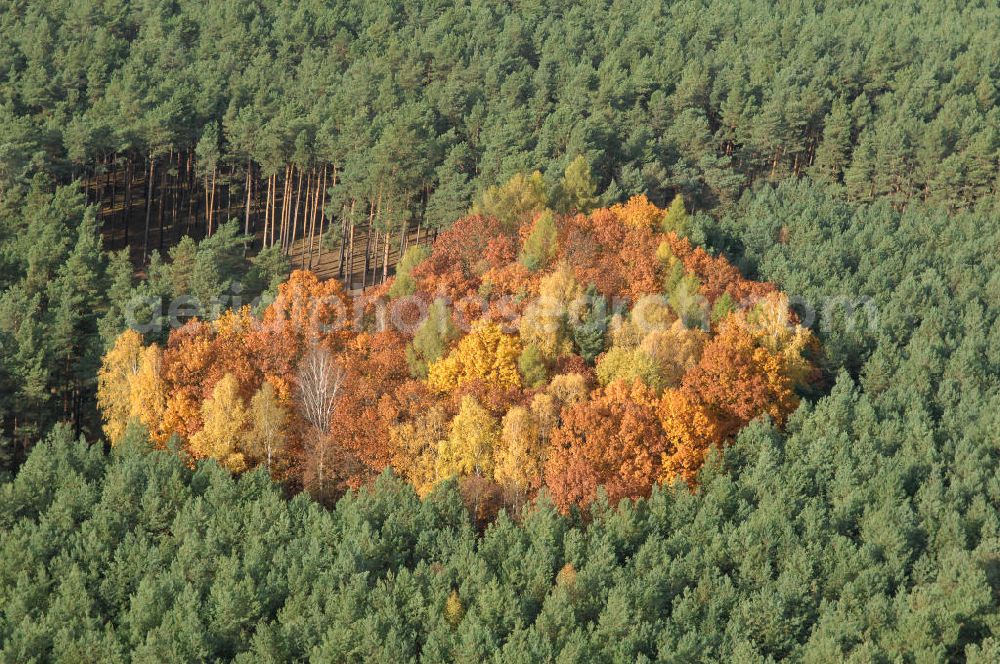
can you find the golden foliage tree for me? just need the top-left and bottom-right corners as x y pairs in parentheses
(658, 387), (726, 484)
(129, 344), (168, 444)
(435, 395), (500, 480)
(493, 406), (544, 495)
(96, 329), (143, 444)
(595, 346), (664, 392)
(546, 372), (589, 406)
(609, 194), (665, 230)
(529, 392), (561, 444)
(639, 320), (707, 388)
(390, 406), (448, 496)
(733, 292), (820, 388)
(247, 381), (288, 473)
(190, 373), (250, 472)
(444, 590), (465, 628)
(519, 263), (582, 360)
(427, 322), (522, 392)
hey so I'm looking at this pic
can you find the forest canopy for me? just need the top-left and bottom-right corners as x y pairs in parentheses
(1, 0), (998, 221)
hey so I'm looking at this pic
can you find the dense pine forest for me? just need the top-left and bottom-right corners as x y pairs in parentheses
(2, 0), (1000, 661)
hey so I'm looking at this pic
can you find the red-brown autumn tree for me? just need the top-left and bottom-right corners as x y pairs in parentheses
(681, 315), (799, 437)
(544, 379), (667, 511)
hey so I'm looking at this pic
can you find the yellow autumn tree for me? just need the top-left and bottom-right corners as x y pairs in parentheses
(427, 322), (522, 392)
(607, 312), (644, 349)
(190, 373), (250, 472)
(493, 406), (544, 494)
(435, 396), (499, 480)
(546, 372), (589, 406)
(529, 392), (560, 444)
(390, 406), (448, 496)
(519, 263), (583, 360)
(556, 562), (577, 593)
(596, 346), (665, 392)
(629, 295), (676, 336)
(96, 329), (144, 444)
(658, 388), (726, 484)
(247, 381), (288, 473)
(735, 292), (819, 388)
(609, 194), (665, 230)
(128, 344), (168, 444)
(639, 320), (707, 388)
(444, 589), (465, 628)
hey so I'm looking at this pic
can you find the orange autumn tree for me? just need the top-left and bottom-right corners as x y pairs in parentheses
(160, 320), (217, 439)
(658, 312), (803, 484)
(411, 214), (510, 302)
(559, 207), (662, 299)
(658, 387), (726, 483)
(209, 308), (273, 393)
(544, 379), (667, 511)
(659, 232), (776, 305)
(262, 269), (352, 353)
(683, 316), (800, 434)
(329, 330), (414, 477)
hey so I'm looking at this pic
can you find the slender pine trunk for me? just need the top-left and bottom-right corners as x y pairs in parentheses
(108, 154), (117, 230)
(271, 172), (278, 248)
(123, 157), (133, 247)
(361, 202), (374, 290)
(243, 159), (253, 255)
(185, 150), (194, 237)
(225, 164), (233, 221)
(345, 199), (356, 287)
(383, 224), (392, 283)
(156, 152), (167, 253)
(290, 167), (305, 256)
(142, 156), (155, 263)
(309, 166), (323, 269)
(280, 165), (292, 250)
(317, 165), (330, 269)
(171, 150), (180, 244)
